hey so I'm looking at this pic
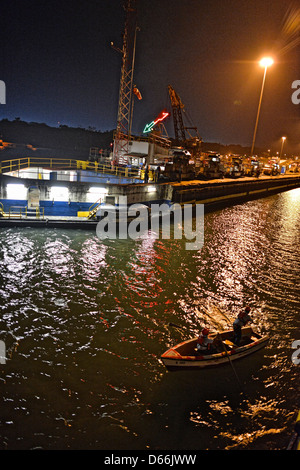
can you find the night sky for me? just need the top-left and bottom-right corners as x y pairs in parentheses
(1, 0), (299, 153)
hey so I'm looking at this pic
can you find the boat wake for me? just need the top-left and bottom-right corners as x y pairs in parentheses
(194, 301), (235, 333)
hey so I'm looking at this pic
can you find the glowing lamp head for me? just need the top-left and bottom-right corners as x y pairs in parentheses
(259, 57), (274, 68)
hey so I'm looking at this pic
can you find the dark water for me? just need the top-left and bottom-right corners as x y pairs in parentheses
(0, 189), (299, 450)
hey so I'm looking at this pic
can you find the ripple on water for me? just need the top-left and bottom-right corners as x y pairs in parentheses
(0, 190), (299, 449)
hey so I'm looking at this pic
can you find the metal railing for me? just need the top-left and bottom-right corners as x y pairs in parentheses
(0, 204), (45, 219)
(8, 206), (27, 218)
(36, 207), (44, 219)
(0, 157), (144, 180)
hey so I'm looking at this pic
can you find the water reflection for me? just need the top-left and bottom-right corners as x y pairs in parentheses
(80, 238), (108, 283)
(0, 190), (299, 450)
(273, 188), (300, 256)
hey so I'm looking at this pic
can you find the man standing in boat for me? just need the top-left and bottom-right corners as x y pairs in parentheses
(233, 306), (252, 346)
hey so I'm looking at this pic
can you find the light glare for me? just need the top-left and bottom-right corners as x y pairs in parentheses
(259, 57), (274, 68)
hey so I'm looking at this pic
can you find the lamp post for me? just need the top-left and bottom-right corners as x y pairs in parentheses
(280, 136), (286, 158)
(250, 57), (274, 156)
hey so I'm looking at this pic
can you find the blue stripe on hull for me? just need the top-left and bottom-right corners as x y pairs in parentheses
(0, 199), (92, 217)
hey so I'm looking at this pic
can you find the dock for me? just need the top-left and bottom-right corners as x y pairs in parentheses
(168, 174), (300, 208)
(1, 174), (300, 230)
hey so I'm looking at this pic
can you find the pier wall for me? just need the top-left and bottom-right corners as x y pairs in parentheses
(1, 173), (300, 220)
(163, 175), (300, 208)
(100, 175), (300, 208)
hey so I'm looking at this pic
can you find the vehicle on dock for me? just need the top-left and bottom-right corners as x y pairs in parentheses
(242, 158), (261, 177)
(287, 162), (300, 174)
(224, 156), (244, 178)
(161, 326), (269, 371)
(198, 152), (225, 179)
(163, 148), (196, 181)
(263, 161), (280, 176)
(250, 158), (261, 177)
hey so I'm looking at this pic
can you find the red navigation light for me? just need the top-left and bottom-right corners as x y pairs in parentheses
(143, 110), (170, 133)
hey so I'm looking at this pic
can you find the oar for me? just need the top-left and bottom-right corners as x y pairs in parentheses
(169, 322), (185, 330)
(169, 322), (247, 397)
(219, 338), (246, 397)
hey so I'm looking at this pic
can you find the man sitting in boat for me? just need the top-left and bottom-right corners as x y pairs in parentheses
(196, 328), (214, 354)
(233, 306), (252, 346)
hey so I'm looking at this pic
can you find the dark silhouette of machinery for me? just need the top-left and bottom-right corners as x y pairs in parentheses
(165, 85), (202, 181)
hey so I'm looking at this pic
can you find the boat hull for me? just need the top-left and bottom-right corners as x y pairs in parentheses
(161, 327), (269, 371)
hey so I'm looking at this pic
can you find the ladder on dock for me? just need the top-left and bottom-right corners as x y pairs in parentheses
(0, 202), (6, 217)
(88, 198), (102, 219)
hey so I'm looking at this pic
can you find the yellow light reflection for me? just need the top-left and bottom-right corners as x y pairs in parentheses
(277, 188), (300, 242)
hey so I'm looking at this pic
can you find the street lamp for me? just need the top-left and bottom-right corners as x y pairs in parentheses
(280, 136), (286, 158)
(250, 57), (274, 156)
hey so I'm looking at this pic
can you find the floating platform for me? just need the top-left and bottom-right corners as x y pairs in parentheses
(0, 215), (98, 230)
(1, 174), (300, 230)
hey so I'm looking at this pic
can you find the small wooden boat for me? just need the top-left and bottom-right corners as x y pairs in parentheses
(161, 326), (269, 371)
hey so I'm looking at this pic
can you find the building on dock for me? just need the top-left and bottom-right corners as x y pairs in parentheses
(0, 157), (165, 220)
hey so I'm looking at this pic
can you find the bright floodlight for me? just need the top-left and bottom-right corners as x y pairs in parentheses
(260, 57), (274, 68)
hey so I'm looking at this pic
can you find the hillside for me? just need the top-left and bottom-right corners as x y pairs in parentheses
(0, 118), (260, 162)
(0, 119), (114, 160)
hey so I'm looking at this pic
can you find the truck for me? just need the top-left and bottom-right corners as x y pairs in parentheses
(198, 152), (225, 179)
(163, 148), (196, 181)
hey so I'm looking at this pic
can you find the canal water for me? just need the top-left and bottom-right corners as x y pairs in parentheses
(0, 189), (299, 450)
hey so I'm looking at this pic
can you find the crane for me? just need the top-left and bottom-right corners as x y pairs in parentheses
(166, 85), (202, 180)
(112, 0), (139, 165)
(168, 86), (225, 180)
(167, 85), (201, 150)
(167, 85), (186, 145)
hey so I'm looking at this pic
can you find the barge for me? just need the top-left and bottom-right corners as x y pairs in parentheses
(1, 157), (300, 229)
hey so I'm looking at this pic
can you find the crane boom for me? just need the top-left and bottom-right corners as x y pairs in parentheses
(167, 85), (186, 144)
(113, 0), (138, 165)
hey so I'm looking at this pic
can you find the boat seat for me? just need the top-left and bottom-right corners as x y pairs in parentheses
(223, 339), (235, 349)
